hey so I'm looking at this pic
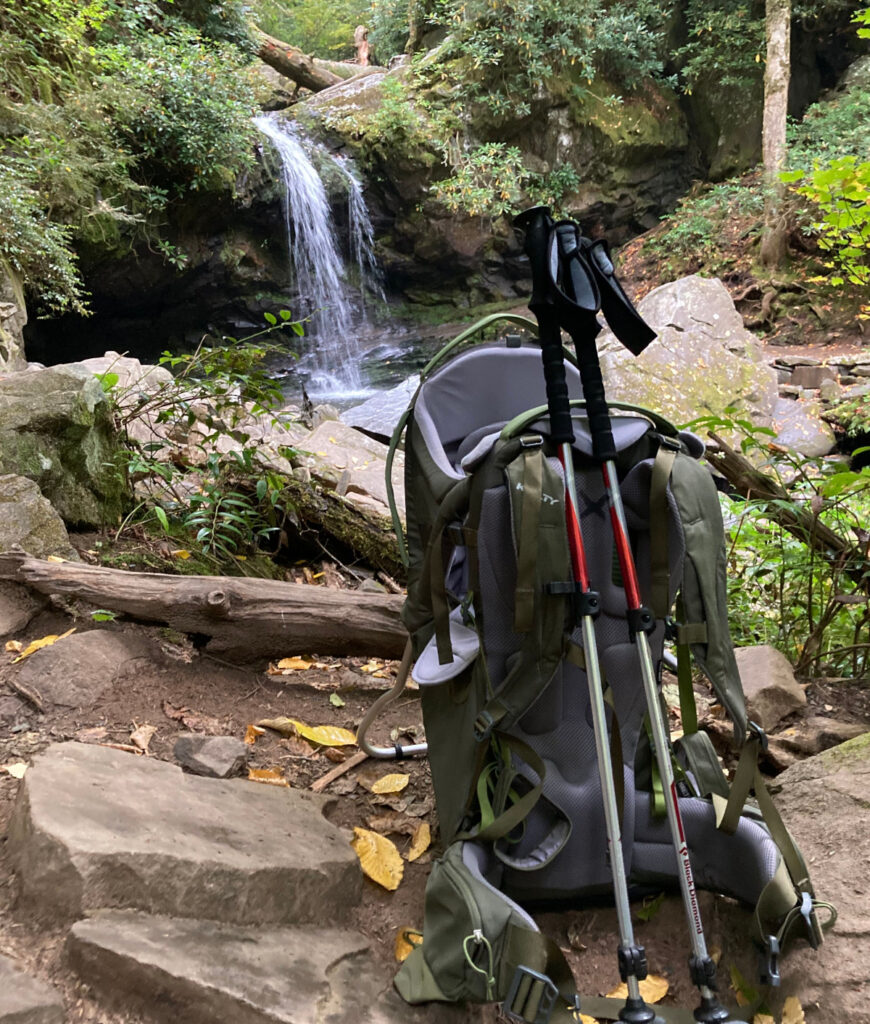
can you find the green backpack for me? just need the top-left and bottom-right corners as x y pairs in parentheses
(383, 314), (832, 1022)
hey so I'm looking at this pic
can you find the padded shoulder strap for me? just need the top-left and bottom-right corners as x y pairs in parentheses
(669, 453), (747, 736)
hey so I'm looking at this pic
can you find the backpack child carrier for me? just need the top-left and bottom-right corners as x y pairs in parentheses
(377, 245), (832, 1021)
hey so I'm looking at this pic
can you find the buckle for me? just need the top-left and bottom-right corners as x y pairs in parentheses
(503, 966), (559, 1024)
(520, 434), (544, 449)
(748, 721), (769, 751)
(473, 711), (495, 742)
(760, 935), (780, 987)
(800, 891), (823, 950)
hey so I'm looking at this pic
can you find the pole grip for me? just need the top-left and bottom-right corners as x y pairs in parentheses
(573, 335), (616, 462)
(515, 207), (574, 445)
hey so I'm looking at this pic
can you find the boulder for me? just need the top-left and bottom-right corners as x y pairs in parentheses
(12, 630), (154, 709)
(0, 474), (77, 559)
(0, 263), (27, 372)
(600, 276), (778, 428)
(174, 734), (249, 778)
(599, 277), (834, 455)
(770, 716), (867, 759)
(0, 953), (63, 1024)
(0, 364), (128, 525)
(8, 742), (361, 926)
(300, 420), (405, 518)
(773, 733), (870, 1021)
(342, 375), (420, 440)
(734, 644), (806, 732)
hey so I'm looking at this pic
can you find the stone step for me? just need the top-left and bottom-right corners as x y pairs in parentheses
(0, 954), (63, 1024)
(67, 911), (468, 1024)
(8, 742), (361, 927)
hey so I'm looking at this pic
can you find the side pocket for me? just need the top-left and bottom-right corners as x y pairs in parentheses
(395, 842), (538, 1005)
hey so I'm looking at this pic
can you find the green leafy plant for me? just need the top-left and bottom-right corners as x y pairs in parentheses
(109, 314), (303, 567)
(689, 411), (870, 677)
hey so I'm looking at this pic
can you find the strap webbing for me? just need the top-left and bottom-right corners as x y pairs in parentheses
(717, 732), (812, 892)
(514, 447), (544, 633)
(649, 446), (676, 620)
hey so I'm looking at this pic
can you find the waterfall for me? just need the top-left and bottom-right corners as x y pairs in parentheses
(254, 113), (383, 398)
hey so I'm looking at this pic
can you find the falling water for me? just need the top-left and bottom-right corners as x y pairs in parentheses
(254, 113), (383, 398)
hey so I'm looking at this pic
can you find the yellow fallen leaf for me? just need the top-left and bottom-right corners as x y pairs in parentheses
(371, 773), (410, 795)
(5, 640), (22, 653)
(277, 656), (312, 670)
(12, 628), (76, 663)
(360, 659), (384, 674)
(606, 975), (668, 1005)
(1, 762), (27, 779)
(351, 827), (404, 890)
(171, 549), (191, 559)
(257, 717), (356, 747)
(248, 767), (289, 787)
(406, 822), (431, 862)
(130, 723), (157, 752)
(244, 724), (266, 745)
(46, 555), (68, 563)
(579, 1017), (598, 1024)
(782, 997), (806, 1024)
(753, 1015), (775, 1024)
(394, 927), (422, 963)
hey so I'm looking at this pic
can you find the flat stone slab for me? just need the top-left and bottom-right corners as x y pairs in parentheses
(8, 742), (360, 926)
(68, 911), (471, 1024)
(0, 954), (63, 1024)
(735, 644), (806, 731)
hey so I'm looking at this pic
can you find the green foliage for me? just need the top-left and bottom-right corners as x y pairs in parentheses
(432, 142), (581, 219)
(691, 412), (870, 678)
(253, 0), (370, 59)
(96, 27), (257, 194)
(783, 157), (870, 287)
(643, 180), (763, 277)
(111, 316), (302, 567)
(0, 0), (257, 311)
(0, 157), (88, 313)
(782, 12), (870, 291)
(429, 0), (672, 117)
(368, 0), (409, 62)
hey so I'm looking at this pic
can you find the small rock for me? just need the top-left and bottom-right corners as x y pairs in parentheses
(0, 580), (46, 636)
(852, 365), (870, 377)
(174, 733), (248, 778)
(357, 578), (387, 594)
(789, 365), (838, 389)
(14, 630), (153, 708)
(818, 377), (842, 403)
(735, 645), (807, 731)
(312, 403), (340, 426)
(770, 716), (866, 757)
(0, 953), (63, 1024)
(778, 385), (801, 398)
(773, 355), (822, 367)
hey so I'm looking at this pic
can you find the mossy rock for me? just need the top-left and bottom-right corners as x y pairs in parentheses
(0, 364), (129, 527)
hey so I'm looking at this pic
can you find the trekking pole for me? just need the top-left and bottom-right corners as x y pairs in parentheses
(550, 219), (747, 1024)
(515, 206), (662, 1024)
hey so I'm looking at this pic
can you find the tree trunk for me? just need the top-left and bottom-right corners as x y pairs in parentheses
(0, 553), (407, 664)
(759, 0), (791, 268)
(253, 26), (343, 92)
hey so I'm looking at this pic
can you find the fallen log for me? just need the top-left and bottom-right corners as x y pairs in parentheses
(0, 553), (407, 665)
(253, 26), (343, 92)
